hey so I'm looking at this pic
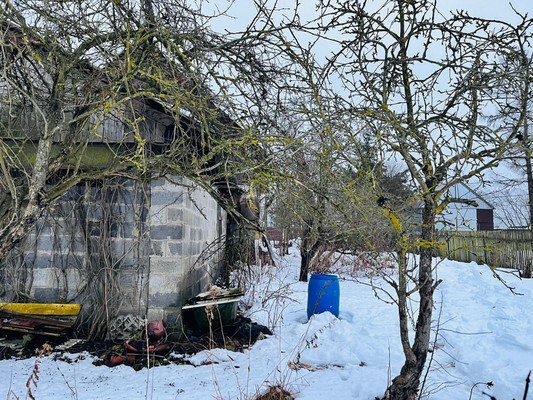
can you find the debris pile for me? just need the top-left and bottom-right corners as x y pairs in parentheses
(102, 315), (272, 369)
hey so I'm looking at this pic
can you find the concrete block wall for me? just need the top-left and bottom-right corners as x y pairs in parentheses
(0, 176), (227, 326)
(147, 176), (226, 322)
(5, 181), (150, 311)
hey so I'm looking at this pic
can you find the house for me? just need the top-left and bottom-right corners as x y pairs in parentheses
(0, 21), (254, 337)
(0, 102), (234, 331)
(438, 182), (495, 231)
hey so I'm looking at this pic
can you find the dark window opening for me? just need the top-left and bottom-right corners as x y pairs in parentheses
(477, 209), (494, 231)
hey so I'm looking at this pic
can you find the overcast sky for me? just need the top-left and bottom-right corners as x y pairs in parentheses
(443, 0), (531, 22)
(208, 0), (532, 31)
(205, 0), (533, 228)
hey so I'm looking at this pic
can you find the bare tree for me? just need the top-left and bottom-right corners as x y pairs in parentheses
(485, 12), (533, 275)
(261, 1), (529, 398)
(0, 0), (290, 261)
(499, 19), (533, 236)
(490, 184), (531, 229)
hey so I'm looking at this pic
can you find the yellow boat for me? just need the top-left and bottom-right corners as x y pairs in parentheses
(0, 303), (82, 337)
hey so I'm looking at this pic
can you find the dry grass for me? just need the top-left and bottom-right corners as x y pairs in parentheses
(253, 385), (294, 400)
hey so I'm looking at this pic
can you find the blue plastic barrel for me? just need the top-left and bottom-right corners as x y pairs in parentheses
(307, 273), (340, 319)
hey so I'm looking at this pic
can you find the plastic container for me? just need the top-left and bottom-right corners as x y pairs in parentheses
(182, 297), (240, 332)
(307, 273), (340, 319)
(181, 288), (243, 332)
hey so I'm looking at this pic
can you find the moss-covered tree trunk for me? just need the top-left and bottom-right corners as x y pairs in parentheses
(0, 132), (54, 260)
(386, 199), (436, 400)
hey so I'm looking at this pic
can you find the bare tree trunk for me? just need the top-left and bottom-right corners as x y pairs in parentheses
(0, 136), (52, 259)
(299, 226), (322, 282)
(299, 233), (313, 282)
(299, 245), (311, 282)
(386, 200), (436, 400)
(523, 117), (533, 278)
(281, 227), (290, 255)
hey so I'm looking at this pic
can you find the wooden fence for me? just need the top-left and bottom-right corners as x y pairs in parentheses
(439, 230), (533, 270)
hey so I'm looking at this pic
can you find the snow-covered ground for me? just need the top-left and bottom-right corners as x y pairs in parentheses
(2, 247), (532, 399)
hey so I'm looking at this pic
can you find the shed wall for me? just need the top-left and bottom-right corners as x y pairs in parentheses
(0, 177), (226, 325)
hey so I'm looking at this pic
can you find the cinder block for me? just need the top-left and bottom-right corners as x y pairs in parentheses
(110, 238), (134, 256)
(64, 254), (84, 269)
(120, 271), (135, 286)
(91, 205), (102, 219)
(182, 225), (191, 241)
(148, 274), (178, 294)
(195, 242), (203, 255)
(149, 256), (184, 275)
(182, 210), (194, 226)
(150, 190), (184, 206)
(122, 209), (136, 223)
(150, 179), (166, 188)
(150, 225), (183, 240)
(167, 208), (183, 222)
(65, 269), (83, 294)
(33, 288), (62, 302)
(118, 189), (136, 204)
(164, 175), (184, 186)
(32, 268), (54, 288)
(149, 204), (166, 224)
(199, 229), (207, 241)
(194, 215), (204, 227)
(35, 235), (54, 252)
(148, 292), (179, 308)
(35, 220), (52, 236)
(167, 242), (183, 256)
(1, 174), (229, 325)
(28, 254), (52, 269)
(150, 241), (164, 256)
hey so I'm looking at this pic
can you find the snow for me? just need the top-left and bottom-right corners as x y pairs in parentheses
(2, 247), (533, 400)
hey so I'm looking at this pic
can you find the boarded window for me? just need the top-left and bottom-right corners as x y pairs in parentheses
(477, 209), (494, 231)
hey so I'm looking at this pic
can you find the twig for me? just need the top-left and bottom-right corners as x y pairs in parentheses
(469, 381), (494, 400)
(56, 365), (78, 400)
(523, 370), (531, 400)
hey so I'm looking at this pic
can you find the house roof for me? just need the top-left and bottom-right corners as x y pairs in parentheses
(0, 21), (240, 146)
(454, 182), (495, 210)
(410, 181), (496, 211)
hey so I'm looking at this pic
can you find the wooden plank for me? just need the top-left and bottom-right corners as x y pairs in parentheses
(182, 297), (240, 310)
(0, 303), (81, 316)
(2, 315), (74, 328)
(0, 325), (62, 337)
(0, 312), (76, 337)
